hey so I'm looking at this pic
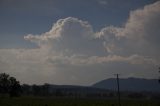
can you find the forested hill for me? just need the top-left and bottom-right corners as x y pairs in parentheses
(92, 78), (160, 92)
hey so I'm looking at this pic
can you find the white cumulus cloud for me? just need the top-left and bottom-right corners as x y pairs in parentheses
(0, 1), (160, 85)
(97, 1), (160, 56)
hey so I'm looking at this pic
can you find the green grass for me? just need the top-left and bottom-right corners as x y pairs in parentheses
(0, 97), (159, 106)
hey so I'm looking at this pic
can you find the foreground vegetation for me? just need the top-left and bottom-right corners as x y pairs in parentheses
(0, 97), (160, 106)
(0, 73), (160, 106)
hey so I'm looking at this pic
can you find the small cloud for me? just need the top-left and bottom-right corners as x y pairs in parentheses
(98, 0), (108, 5)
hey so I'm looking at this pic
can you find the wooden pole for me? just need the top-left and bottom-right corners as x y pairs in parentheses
(115, 74), (121, 106)
(159, 67), (160, 83)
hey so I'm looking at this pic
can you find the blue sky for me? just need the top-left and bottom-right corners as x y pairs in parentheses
(0, 0), (157, 48)
(0, 0), (160, 85)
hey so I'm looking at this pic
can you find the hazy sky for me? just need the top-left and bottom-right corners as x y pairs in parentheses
(0, 0), (160, 85)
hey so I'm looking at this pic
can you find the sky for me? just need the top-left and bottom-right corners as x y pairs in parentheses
(0, 0), (160, 85)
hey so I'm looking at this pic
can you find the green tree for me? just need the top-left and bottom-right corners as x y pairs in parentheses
(42, 83), (50, 96)
(9, 77), (21, 97)
(0, 73), (21, 97)
(32, 84), (41, 96)
(21, 84), (31, 95)
(0, 73), (10, 94)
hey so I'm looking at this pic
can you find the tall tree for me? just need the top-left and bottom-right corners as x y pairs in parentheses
(9, 77), (21, 97)
(0, 73), (21, 97)
(0, 73), (10, 94)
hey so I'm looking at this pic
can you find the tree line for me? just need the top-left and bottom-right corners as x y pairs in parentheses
(0, 72), (160, 99)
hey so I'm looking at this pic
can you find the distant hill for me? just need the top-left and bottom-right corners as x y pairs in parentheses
(92, 78), (160, 92)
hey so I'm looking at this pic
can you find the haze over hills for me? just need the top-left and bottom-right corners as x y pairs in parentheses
(19, 77), (160, 98)
(92, 78), (160, 92)
(45, 78), (160, 93)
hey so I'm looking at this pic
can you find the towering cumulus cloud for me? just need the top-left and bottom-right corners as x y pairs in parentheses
(97, 1), (160, 56)
(24, 17), (99, 55)
(0, 1), (160, 85)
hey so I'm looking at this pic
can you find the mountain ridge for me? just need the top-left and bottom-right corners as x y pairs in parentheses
(92, 77), (160, 92)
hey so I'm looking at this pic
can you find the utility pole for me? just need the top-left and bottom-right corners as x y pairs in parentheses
(115, 74), (121, 106)
(158, 67), (160, 83)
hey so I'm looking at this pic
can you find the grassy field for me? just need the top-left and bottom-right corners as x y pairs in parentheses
(0, 97), (160, 106)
